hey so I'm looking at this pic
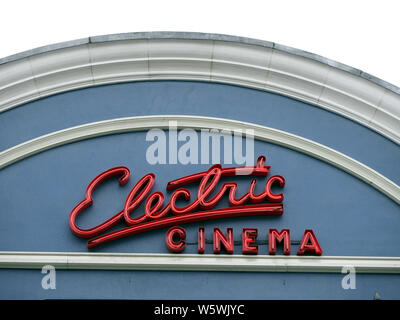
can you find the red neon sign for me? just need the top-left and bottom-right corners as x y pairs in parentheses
(165, 226), (322, 255)
(69, 156), (285, 248)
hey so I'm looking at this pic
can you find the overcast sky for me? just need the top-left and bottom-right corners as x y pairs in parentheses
(1, 0), (399, 87)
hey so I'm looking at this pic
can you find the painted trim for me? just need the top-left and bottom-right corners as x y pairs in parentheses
(0, 251), (399, 273)
(1, 115), (399, 205)
(0, 32), (399, 144)
(1, 32), (399, 94)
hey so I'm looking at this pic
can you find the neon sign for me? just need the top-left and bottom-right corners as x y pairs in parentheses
(69, 156), (322, 255)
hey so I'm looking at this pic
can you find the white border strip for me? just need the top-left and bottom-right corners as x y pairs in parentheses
(1, 115), (399, 205)
(0, 252), (399, 273)
(0, 36), (399, 144)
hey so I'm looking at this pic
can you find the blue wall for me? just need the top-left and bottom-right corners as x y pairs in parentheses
(1, 81), (399, 183)
(1, 132), (399, 256)
(1, 269), (399, 300)
(0, 81), (399, 299)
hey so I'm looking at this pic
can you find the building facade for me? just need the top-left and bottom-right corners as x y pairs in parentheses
(0, 32), (399, 299)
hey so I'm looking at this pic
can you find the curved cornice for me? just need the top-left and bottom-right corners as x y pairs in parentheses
(0, 32), (399, 144)
(1, 32), (399, 94)
(0, 115), (399, 205)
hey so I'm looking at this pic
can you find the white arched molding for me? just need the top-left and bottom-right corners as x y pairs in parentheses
(0, 115), (399, 205)
(0, 33), (399, 144)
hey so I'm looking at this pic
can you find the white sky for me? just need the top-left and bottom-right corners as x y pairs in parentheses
(1, 0), (399, 87)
